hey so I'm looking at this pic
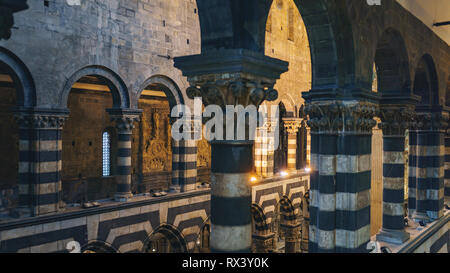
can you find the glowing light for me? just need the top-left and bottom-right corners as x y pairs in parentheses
(280, 171), (289, 177)
(250, 176), (258, 183)
(304, 167), (311, 173)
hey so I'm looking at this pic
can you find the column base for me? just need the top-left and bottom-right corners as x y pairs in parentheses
(115, 192), (133, 202)
(413, 211), (431, 223)
(376, 228), (410, 245)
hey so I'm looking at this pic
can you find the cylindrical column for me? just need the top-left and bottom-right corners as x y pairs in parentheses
(210, 141), (253, 253)
(425, 131), (445, 220)
(115, 129), (133, 201)
(413, 131), (431, 222)
(445, 133), (450, 205)
(408, 130), (417, 217)
(376, 136), (410, 244)
(108, 111), (140, 202)
(283, 118), (301, 171)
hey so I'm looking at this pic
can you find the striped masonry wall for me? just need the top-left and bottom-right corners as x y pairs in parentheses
(115, 131), (133, 201)
(414, 131), (431, 222)
(425, 131), (445, 220)
(445, 135), (450, 205)
(377, 136), (410, 244)
(309, 133), (337, 253)
(210, 141), (253, 253)
(172, 139), (197, 192)
(335, 134), (372, 253)
(408, 130), (417, 217)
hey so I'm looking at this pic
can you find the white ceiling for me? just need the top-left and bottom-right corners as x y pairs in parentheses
(396, 0), (450, 45)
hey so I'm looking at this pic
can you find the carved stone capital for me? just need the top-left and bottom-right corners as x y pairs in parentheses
(186, 76), (279, 109)
(283, 118), (302, 135)
(305, 100), (378, 134)
(14, 109), (69, 129)
(110, 115), (140, 133)
(378, 105), (415, 136)
(414, 111), (449, 132)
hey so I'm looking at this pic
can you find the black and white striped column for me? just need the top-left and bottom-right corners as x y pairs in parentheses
(283, 118), (301, 171)
(413, 130), (431, 222)
(171, 139), (197, 192)
(109, 110), (140, 202)
(445, 132), (450, 206)
(408, 129), (417, 217)
(376, 136), (410, 243)
(210, 141), (253, 253)
(425, 130), (445, 220)
(14, 109), (67, 216)
(308, 132), (337, 253)
(307, 101), (377, 253)
(336, 133), (372, 252)
(376, 107), (413, 244)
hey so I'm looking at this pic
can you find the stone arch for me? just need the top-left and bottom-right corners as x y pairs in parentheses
(196, 0), (355, 88)
(135, 75), (185, 110)
(60, 65), (130, 109)
(142, 224), (188, 253)
(81, 241), (118, 253)
(0, 46), (36, 107)
(374, 28), (411, 94)
(413, 54), (439, 106)
(251, 203), (270, 235)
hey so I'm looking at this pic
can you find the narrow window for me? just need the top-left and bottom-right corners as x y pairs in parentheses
(266, 13), (272, 33)
(102, 131), (111, 177)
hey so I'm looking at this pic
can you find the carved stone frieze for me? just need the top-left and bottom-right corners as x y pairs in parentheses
(413, 111), (449, 132)
(14, 112), (68, 129)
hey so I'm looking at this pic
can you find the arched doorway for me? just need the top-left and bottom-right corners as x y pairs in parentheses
(143, 225), (188, 253)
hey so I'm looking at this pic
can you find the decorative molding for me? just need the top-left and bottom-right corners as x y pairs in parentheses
(305, 101), (378, 134)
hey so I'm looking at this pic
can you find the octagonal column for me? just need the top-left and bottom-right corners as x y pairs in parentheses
(175, 49), (288, 253)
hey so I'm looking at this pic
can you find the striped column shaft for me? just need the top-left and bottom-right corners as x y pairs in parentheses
(17, 126), (32, 216)
(254, 126), (274, 177)
(376, 136), (410, 244)
(309, 133), (337, 253)
(306, 126), (311, 167)
(425, 131), (445, 220)
(15, 112), (66, 216)
(210, 141), (253, 253)
(173, 140), (197, 192)
(335, 134), (372, 253)
(413, 131), (431, 222)
(408, 130), (417, 217)
(115, 131), (133, 201)
(287, 133), (297, 170)
(445, 135), (450, 205)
